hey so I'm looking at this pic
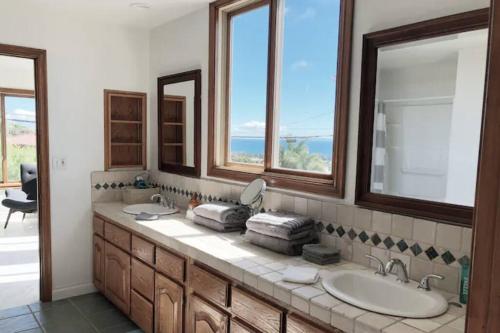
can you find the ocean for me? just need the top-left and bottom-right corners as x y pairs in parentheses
(230, 137), (333, 159)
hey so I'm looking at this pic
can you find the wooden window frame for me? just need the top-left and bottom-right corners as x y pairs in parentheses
(208, 0), (354, 197)
(355, 9), (489, 227)
(0, 87), (35, 187)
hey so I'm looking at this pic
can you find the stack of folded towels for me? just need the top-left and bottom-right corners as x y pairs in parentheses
(302, 244), (340, 265)
(192, 202), (250, 232)
(245, 211), (318, 256)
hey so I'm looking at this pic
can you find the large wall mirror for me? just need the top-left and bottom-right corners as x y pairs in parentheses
(158, 70), (201, 177)
(356, 9), (489, 226)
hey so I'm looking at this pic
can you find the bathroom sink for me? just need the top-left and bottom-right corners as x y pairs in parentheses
(123, 203), (178, 216)
(322, 270), (448, 318)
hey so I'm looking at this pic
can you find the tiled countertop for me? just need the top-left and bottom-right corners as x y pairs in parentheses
(93, 202), (466, 333)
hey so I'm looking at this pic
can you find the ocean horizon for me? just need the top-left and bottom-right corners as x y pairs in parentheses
(230, 137), (333, 159)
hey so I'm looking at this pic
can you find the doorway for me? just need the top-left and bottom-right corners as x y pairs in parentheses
(0, 44), (51, 308)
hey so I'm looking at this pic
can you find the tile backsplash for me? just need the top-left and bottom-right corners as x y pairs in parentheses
(91, 170), (471, 294)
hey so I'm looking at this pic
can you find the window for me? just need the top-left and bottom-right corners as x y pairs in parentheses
(0, 89), (36, 185)
(208, 0), (353, 196)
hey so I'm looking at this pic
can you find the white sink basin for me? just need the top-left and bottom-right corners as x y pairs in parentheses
(123, 203), (178, 216)
(322, 270), (448, 318)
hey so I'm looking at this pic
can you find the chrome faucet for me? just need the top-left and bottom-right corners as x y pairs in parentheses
(418, 274), (444, 291)
(385, 258), (409, 283)
(151, 193), (167, 207)
(365, 254), (386, 276)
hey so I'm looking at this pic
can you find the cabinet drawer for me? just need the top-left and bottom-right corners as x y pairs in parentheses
(231, 319), (257, 333)
(132, 235), (155, 265)
(131, 290), (153, 333)
(93, 216), (104, 237)
(104, 223), (131, 252)
(232, 287), (282, 333)
(188, 295), (228, 333)
(287, 314), (342, 333)
(189, 264), (229, 308)
(156, 247), (185, 282)
(131, 258), (155, 302)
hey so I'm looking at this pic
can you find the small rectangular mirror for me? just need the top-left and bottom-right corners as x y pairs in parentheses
(158, 70), (201, 177)
(356, 9), (489, 226)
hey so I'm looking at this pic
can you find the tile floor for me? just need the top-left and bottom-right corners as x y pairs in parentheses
(0, 188), (40, 310)
(0, 292), (143, 333)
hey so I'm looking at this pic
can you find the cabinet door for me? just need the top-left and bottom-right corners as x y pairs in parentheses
(155, 273), (183, 333)
(93, 235), (105, 292)
(104, 241), (131, 314)
(188, 295), (228, 333)
(230, 319), (256, 333)
(287, 314), (343, 333)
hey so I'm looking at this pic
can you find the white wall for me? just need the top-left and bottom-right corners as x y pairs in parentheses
(149, 9), (209, 174)
(0, 3), (149, 299)
(0, 55), (35, 90)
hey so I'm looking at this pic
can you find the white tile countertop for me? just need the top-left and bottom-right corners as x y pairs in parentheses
(93, 202), (466, 333)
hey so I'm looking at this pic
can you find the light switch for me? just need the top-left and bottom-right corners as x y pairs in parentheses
(52, 157), (67, 170)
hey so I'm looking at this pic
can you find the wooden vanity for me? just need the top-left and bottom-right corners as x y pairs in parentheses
(92, 213), (343, 333)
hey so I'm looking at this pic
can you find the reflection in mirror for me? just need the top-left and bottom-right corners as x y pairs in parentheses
(371, 29), (488, 207)
(158, 69), (201, 177)
(162, 81), (195, 167)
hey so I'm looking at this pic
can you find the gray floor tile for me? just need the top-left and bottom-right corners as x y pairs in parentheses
(69, 292), (114, 315)
(0, 305), (31, 320)
(0, 313), (39, 333)
(100, 321), (143, 333)
(40, 317), (98, 333)
(85, 307), (131, 330)
(17, 328), (43, 333)
(28, 299), (70, 313)
(34, 301), (83, 325)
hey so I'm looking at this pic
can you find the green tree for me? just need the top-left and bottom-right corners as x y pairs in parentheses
(279, 140), (330, 173)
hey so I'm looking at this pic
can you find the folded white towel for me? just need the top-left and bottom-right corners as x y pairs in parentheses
(282, 266), (319, 284)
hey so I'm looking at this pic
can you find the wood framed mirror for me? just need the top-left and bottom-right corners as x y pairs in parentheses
(356, 9), (489, 227)
(158, 70), (201, 177)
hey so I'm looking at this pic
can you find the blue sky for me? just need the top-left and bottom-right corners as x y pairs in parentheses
(229, 0), (340, 138)
(5, 96), (36, 129)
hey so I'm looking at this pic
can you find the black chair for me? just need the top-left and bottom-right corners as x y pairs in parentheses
(2, 164), (37, 229)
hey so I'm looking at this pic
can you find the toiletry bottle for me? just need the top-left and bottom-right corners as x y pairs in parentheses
(460, 258), (470, 304)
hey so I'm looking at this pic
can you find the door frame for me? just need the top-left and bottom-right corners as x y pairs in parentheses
(0, 43), (52, 302)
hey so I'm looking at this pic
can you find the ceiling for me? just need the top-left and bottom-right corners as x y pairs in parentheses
(26, 0), (212, 29)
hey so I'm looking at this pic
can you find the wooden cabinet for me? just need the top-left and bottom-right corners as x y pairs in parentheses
(287, 314), (342, 333)
(93, 214), (345, 333)
(104, 242), (131, 314)
(232, 287), (282, 333)
(155, 273), (184, 333)
(131, 258), (155, 302)
(187, 295), (228, 333)
(131, 290), (154, 333)
(104, 89), (147, 170)
(93, 235), (105, 292)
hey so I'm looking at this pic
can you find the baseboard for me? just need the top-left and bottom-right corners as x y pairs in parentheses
(52, 283), (97, 301)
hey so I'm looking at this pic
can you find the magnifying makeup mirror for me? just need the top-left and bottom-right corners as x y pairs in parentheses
(240, 178), (267, 215)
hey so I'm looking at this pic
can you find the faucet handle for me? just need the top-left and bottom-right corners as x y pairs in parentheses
(418, 274), (444, 291)
(365, 254), (386, 276)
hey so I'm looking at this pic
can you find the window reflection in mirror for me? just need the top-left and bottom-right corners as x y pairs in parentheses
(162, 80), (195, 167)
(371, 28), (488, 206)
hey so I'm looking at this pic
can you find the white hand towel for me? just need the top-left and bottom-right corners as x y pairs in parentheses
(282, 266), (319, 284)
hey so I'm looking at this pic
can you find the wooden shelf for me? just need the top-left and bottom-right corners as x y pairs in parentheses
(160, 95), (187, 165)
(163, 143), (183, 146)
(111, 143), (142, 146)
(163, 122), (183, 126)
(111, 120), (142, 124)
(104, 90), (147, 170)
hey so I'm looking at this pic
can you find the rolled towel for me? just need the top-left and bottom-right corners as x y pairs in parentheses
(282, 266), (319, 284)
(245, 229), (318, 256)
(193, 202), (250, 224)
(193, 215), (245, 233)
(246, 211), (315, 240)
